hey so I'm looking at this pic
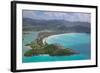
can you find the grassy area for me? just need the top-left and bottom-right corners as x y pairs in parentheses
(24, 32), (77, 57)
(24, 39), (76, 57)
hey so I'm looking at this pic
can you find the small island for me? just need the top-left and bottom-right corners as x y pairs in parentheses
(24, 31), (78, 57)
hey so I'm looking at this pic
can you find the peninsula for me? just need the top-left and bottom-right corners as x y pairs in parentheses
(24, 31), (78, 57)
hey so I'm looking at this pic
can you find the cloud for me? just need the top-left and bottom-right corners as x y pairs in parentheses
(22, 10), (91, 22)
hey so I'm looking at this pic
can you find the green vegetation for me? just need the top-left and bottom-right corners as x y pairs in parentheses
(43, 44), (75, 56)
(24, 50), (34, 56)
(24, 41), (76, 57)
(24, 32), (77, 57)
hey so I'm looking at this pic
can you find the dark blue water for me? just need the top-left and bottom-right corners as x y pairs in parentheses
(22, 33), (91, 63)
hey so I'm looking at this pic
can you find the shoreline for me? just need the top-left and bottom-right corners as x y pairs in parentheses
(23, 32), (90, 57)
(25, 45), (33, 50)
(42, 32), (89, 45)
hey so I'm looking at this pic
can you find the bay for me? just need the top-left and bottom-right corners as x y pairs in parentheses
(22, 32), (91, 63)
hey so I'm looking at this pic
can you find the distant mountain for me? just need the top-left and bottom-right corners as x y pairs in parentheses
(23, 18), (90, 33)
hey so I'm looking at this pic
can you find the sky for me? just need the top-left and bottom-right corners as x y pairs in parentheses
(22, 10), (91, 23)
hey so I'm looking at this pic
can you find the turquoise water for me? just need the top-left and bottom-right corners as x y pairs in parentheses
(22, 32), (38, 55)
(22, 32), (91, 63)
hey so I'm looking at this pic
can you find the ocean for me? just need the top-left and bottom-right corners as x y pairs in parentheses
(22, 32), (91, 63)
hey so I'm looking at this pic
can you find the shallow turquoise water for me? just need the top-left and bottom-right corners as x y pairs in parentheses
(22, 32), (38, 55)
(22, 32), (91, 63)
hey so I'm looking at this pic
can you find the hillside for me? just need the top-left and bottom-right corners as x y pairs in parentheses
(23, 18), (90, 33)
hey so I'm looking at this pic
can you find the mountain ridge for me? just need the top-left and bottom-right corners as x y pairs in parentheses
(23, 18), (90, 33)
